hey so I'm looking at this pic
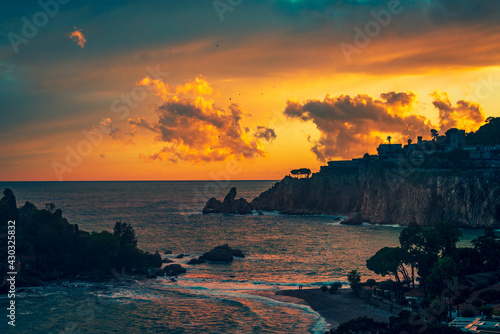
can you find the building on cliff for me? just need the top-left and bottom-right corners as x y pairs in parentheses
(319, 159), (363, 174)
(319, 129), (500, 175)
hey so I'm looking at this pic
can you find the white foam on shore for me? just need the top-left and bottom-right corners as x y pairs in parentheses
(164, 284), (329, 334)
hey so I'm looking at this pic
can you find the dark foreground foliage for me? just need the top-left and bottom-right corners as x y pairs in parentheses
(0, 189), (161, 290)
(326, 312), (463, 334)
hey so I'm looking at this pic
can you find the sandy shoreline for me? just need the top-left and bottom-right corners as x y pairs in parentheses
(248, 288), (395, 331)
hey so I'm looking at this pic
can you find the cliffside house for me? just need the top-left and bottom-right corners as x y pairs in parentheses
(317, 129), (500, 175)
(319, 159), (361, 174)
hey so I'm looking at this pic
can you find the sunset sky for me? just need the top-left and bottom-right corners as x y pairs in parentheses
(1, 0), (500, 181)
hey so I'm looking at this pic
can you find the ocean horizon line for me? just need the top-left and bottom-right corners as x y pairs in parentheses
(0, 179), (280, 183)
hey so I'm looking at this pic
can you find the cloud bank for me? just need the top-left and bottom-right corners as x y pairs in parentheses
(284, 91), (485, 162)
(129, 76), (276, 163)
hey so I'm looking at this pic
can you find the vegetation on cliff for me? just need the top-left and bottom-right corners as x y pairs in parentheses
(0, 189), (161, 290)
(467, 117), (500, 145)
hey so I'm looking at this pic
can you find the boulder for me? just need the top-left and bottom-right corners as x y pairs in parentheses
(162, 258), (174, 263)
(164, 250), (173, 255)
(203, 197), (222, 214)
(341, 213), (364, 226)
(175, 254), (184, 259)
(202, 188), (253, 214)
(163, 264), (186, 276)
(200, 244), (246, 262)
(232, 248), (246, 258)
(200, 244), (234, 262)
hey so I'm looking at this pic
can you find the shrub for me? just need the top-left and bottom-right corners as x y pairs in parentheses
(378, 279), (401, 292)
(347, 270), (361, 296)
(479, 306), (494, 318)
(461, 308), (475, 317)
(329, 282), (342, 294)
(332, 316), (387, 334)
(320, 285), (328, 293)
(365, 279), (377, 288)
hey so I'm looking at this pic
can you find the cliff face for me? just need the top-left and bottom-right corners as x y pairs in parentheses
(249, 164), (500, 227)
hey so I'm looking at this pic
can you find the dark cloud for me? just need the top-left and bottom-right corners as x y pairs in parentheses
(254, 126), (277, 142)
(129, 117), (155, 134)
(129, 77), (274, 163)
(284, 92), (432, 161)
(285, 90), (487, 162)
(380, 92), (415, 106)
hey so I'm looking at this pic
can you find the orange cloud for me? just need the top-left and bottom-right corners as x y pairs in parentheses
(432, 91), (486, 132)
(68, 27), (86, 48)
(284, 91), (486, 162)
(128, 76), (275, 163)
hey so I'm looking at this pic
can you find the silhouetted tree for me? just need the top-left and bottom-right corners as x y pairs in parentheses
(348, 270), (361, 296)
(290, 168), (311, 178)
(472, 227), (500, 272)
(399, 222), (424, 288)
(366, 247), (410, 284)
(113, 221), (138, 248)
(430, 129), (439, 141)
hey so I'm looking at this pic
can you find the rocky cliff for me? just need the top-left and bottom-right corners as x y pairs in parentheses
(203, 161), (500, 227)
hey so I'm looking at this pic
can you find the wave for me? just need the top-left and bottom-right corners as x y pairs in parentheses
(162, 285), (328, 334)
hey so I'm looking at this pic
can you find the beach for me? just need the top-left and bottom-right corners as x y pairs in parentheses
(251, 288), (395, 331)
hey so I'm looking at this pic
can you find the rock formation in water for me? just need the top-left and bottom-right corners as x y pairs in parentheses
(203, 160), (500, 227)
(202, 187), (253, 214)
(163, 264), (187, 276)
(198, 244), (246, 262)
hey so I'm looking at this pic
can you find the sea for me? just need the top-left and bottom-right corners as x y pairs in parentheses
(0, 181), (486, 334)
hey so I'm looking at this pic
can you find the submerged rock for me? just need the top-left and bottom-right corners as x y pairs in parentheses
(187, 258), (206, 265)
(341, 213), (364, 226)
